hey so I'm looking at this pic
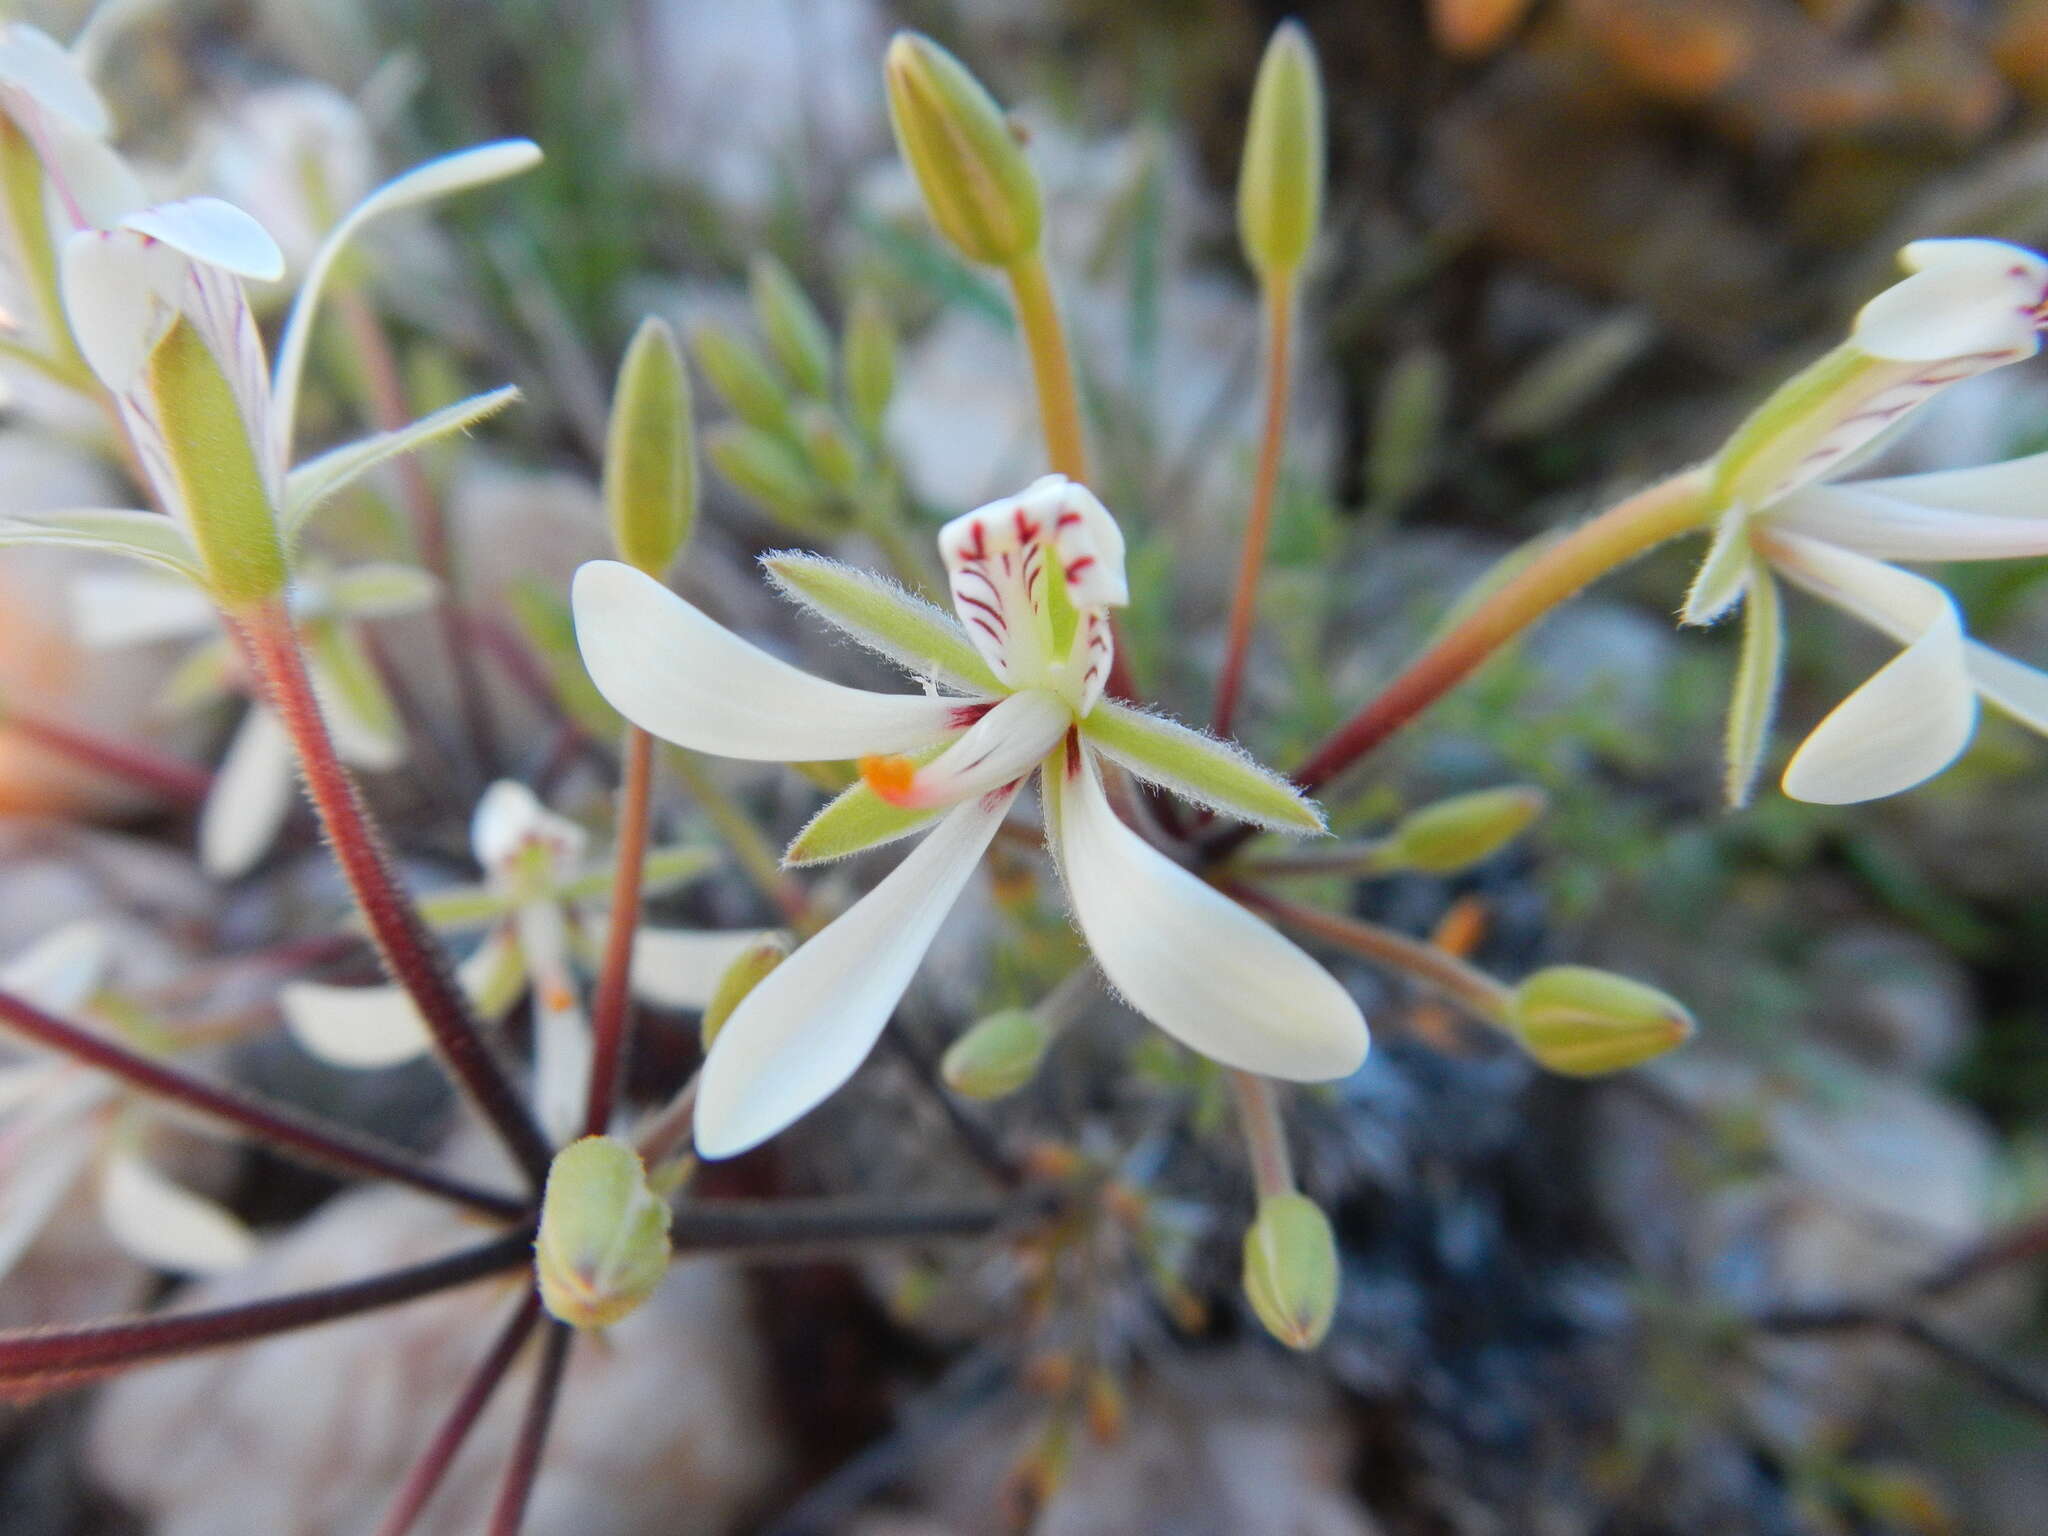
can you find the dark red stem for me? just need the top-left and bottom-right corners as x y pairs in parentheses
(0, 1230), (532, 1396)
(373, 1290), (545, 1536)
(238, 599), (554, 1186)
(485, 1321), (572, 1535)
(7, 708), (212, 805)
(582, 725), (653, 1136)
(0, 987), (527, 1220)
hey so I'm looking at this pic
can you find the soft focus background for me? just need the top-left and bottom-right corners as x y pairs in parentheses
(4, 1), (2048, 1532)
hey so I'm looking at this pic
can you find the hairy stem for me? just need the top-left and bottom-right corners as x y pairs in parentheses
(3, 707), (213, 806)
(0, 987), (527, 1219)
(582, 725), (655, 1136)
(237, 599), (554, 1185)
(1231, 883), (1514, 1024)
(1005, 254), (1088, 482)
(1212, 276), (1296, 740)
(0, 1231), (532, 1394)
(486, 1322), (573, 1536)
(372, 1291), (545, 1536)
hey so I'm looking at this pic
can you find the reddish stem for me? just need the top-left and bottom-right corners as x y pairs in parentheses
(0, 1230), (532, 1396)
(373, 1290), (544, 1536)
(5, 708), (212, 805)
(237, 598), (554, 1186)
(582, 726), (654, 1137)
(1211, 278), (1295, 741)
(486, 1321), (572, 1536)
(0, 987), (528, 1219)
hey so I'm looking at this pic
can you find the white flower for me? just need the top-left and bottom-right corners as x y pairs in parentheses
(0, 923), (256, 1280)
(278, 780), (771, 1144)
(67, 559), (439, 878)
(571, 474), (1370, 1160)
(1681, 239), (2048, 806)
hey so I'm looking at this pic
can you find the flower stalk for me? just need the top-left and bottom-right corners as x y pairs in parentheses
(237, 597), (555, 1184)
(1006, 254), (1089, 483)
(581, 725), (655, 1136)
(485, 1320), (573, 1536)
(0, 702), (213, 805)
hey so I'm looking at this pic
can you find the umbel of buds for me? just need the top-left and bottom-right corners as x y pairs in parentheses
(534, 1135), (672, 1331)
(884, 32), (1044, 269)
(1506, 966), (1695, 1077)
(1241, 1191), (1340, 1351)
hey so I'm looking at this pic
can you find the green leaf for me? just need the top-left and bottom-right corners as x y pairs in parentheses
(325, 562), (442, 618)
(1080, 701), (1323, 832)
(1723, 560), (1783, 809)
(415, 883), (514, 932)
(0, 508), (203, 581)
(555, 844), (715, 904)
(282, 386), (520, 541)
(762, 551), (1000, 693)
(785, 775), (943, 866)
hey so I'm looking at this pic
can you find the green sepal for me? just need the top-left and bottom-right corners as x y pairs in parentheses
(1723, 560), (1784, 809)
(762, 550), (1000, 692)
(1080, 701), (1323, 832)
(282, 386), (520, 542)
(0, 508), (203, 581)
(786, 772), (944, 866)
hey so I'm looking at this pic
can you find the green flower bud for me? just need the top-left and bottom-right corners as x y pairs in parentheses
(701, 935), (790, 1051)
(843, 289), (897, 441)
(1384, 786), (1547, 874)
(884, 32), (1043, 268)
(1241, 1192), (1339, 1351)
(1508, 966), (1695, 1077)
(797, 402), (864, 493)
(604, 317), (697, 577)
(534, 1135), (671, 1331)
(748, 255), (833, 399)
(706, 423), (832, 532)
(691, 323), (791, 435)
(941, 1009), (1049, 1099)
(1365, 344), (1448, 514)
(1236, 20), (1324, 282)
(147, 319), (287, 607)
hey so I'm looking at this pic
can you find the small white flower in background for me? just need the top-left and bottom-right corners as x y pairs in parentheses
(67, 559), (439, 878)
(0, 922), (256, 1281)
(1682, 238), (2048, 807)
(202, 82), (376, 281)
(280, 779), (775, 1144)
(573, 474), (1370, 1160)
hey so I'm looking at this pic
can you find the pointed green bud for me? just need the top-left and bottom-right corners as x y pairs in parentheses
(884, 32), (1043, 268)
(1236, 21), (1324, 282)
(534, 1135), (671, 1331)
(1241, 1192), (1339, 1351)
(1384, 786), (1547, 874)
(1365, 344), (1448, 514)
(1507, 966), (1695, 1077)
(146, 319), (287, 607)
(941, 1009), (1049, 1100)
(706, 423), (832, 533)
(748, 255), (833, 398)
(843, 289), (897, 441)
(604, 317), (696, 577)
(701, 935), (790, 1051)
(796, 402), (864, 493)
(691, 323), (791, 436)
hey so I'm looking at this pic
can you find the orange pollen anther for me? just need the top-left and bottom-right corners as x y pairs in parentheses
(543, 982), (576, 1013)
(859, 754), (920, 805)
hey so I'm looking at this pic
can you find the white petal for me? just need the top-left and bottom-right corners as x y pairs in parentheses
(1966, 643), (2048, 735)
(0, 24), (108, 136)
(861, 688), (1070, 810)
(469, 779), (584, 875)
(199, 707), (296, 879)
(1767, 532), (1979, 803)
(572, 560), (965, 761)
(1048, 748), (1367, 1081)
(68, 569), (215, 649)
(59, 226), (186, 390)
(270, 141), (541, 463)
(1680, 505), (1753, 626)
(98, 1151), (257, 1274)
(629, 927), (782, 1010)
(0, 920), (111, 1015)
(1852, 239), (2047, 363)
(514, 901), (588, 1146)
(0, 1116), (96, 1282)
(1772, 481), (2048, 563)
(695, 790), (1016, 1159)
(120, 198), (284, 282)
(279, 928), (524, 1069)
(40, 113), (143, 227)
